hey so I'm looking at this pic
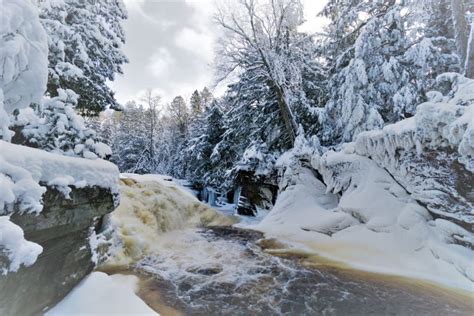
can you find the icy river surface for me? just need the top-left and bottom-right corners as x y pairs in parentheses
(128, 226), (471, 316)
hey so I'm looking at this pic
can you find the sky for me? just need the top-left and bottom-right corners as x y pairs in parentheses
(111, 0), (328, 106)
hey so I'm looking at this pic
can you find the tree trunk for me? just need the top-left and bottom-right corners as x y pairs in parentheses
(451, 0), (468, 69)
(465, 22), (474, 78)
(274, 84), (298, 146)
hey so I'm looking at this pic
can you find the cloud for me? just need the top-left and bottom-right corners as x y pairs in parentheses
(111, 0), (328, 106)
(149, 48), (175, 77)
(175, 28), (214, 63)
(122, 0), (146, 12)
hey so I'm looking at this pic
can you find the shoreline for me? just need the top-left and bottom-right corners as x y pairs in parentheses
(256, 233), (474, 298)
(97, 233), (473, 316)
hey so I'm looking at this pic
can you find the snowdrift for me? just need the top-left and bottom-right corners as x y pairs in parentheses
(46, 272), (158, 316)
(256, 159), (473, 292)
(254, 74), (474, 292)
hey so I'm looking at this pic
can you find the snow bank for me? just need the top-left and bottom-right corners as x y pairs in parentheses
(100, 174), (235, 267)
(255, 157), (474, 292)
(352, 74), (473, 223)
(0, 141), (120, 202)
(46, 272), (158, 316)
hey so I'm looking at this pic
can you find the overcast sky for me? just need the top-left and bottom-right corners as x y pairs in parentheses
(111, 0), (328, 105)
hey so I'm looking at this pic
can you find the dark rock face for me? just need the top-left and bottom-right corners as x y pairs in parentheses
(0, 185), (116, 316)
(235, 172), (278, 217)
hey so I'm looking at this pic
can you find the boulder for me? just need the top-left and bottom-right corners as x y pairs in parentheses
(0, 184), (116, 316)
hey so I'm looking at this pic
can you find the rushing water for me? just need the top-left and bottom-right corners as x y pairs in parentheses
(130, 226), (472, 316)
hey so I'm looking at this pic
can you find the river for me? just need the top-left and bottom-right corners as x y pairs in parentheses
(105, 226), (472, 316)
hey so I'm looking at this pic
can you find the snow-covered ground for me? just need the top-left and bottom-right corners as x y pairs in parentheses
(252, 160), (473, 292)
(248, 77), (474, 293)
(45, 272), (158, 316)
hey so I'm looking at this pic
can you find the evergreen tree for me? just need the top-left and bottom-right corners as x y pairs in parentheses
(111, 102), (153, 173)
(185, 101), (225, 188)
(38, 0), (128, 115)
(190, 90), (203, 116)
(20, 89), (111, 159)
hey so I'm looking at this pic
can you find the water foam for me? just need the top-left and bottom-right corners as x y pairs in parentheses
(100, 175), (235, 267)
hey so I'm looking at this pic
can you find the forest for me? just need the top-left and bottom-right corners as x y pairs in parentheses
(0, 0), (473, 315)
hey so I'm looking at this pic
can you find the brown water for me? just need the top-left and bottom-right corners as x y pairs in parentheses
(117, 226), (473, 316)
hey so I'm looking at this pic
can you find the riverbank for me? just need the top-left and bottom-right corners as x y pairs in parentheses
(100, 226), (473, 316)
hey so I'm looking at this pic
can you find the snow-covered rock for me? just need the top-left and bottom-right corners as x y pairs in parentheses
(354, 74), (474, 224)
(255, 157), (474, 292)
(0, 140), (120, 314)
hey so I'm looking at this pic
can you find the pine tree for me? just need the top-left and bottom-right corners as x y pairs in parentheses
(190, 90), (203, 116)
(111, 102), (153, 173)
(185, 100), (225, 188)
(38, 0), (128, 115)
(20, 89), (111, 159)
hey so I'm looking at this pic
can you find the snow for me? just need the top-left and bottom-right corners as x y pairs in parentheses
(0, 141), (120, 201)
(45, 272), (158, 316)
(0, 216), (43, 275)
(0, 140), (119, 274)
(0, 0), (48, 117)
(253, 156), (474, 292)
(0, 0), (50, 275)
(350, 74), (474, 223)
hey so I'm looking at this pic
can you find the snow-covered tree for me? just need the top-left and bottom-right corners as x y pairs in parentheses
(215, 0), (309, 145)
(111, 102), (153, 173)
(38, 0), (128, 115)
(190, 90), (203, 116)
(205, 0), (324, 189)
(319, 0), (466, 144)
(19, 89), (111, 159)
(185, 101), (226, 188)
